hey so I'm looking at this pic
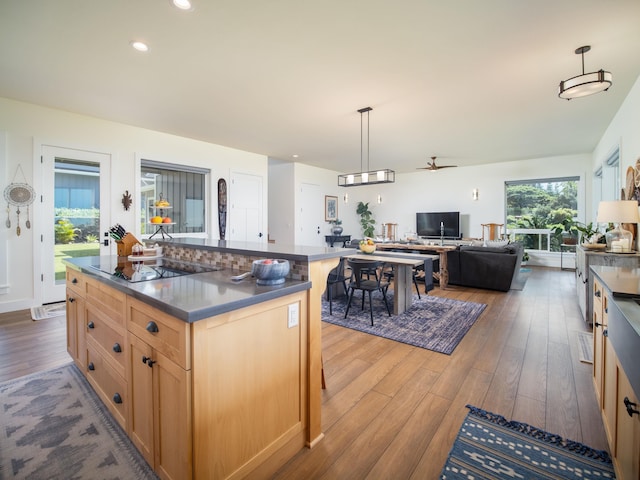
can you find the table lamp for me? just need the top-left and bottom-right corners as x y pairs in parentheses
(596, 200), (640, 253)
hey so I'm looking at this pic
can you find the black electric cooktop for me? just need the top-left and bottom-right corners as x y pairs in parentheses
(88, 257), (221, 283)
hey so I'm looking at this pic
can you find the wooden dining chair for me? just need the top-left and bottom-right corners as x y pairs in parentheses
(344, 259), (391, 325)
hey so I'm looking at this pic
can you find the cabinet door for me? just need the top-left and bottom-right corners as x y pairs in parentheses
(153, 349), (192, 480)
(603, 330), (617, 452)
(593, 279), (606, 403)
(615, 370), (640, 480)
(66, 290), (86, 369)
(128, 334), (192, 480)
(128, 334), (154, 466)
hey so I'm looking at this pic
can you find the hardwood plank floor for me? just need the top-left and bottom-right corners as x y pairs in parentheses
(0, 267), (608, 479)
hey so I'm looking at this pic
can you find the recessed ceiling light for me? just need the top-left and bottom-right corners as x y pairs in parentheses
(172, 0), (193, 10)
(292, 154), (299, 158)
(131, 41), (149, 52)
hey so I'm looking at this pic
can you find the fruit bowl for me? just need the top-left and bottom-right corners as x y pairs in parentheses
(251, 259), (290, 285)
(359, 243), (376, 254)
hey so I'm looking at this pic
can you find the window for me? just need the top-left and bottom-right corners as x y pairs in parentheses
(140, 160), (209, 236)
(506, 177), (579, 252)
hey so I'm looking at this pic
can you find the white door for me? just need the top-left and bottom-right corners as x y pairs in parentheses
(40, 146), (111, 304)
(298, 183), (323, 247)
(229, 172), (264, 243)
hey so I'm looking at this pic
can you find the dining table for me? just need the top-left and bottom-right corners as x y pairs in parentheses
(343, 252), (425, 315)
(374, 243), (457, 289)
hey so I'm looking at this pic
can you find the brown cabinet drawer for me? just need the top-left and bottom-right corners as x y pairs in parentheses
(85, 276), (126, 327)
(86, 305), (126, 377)
(86, 342), (128, 430)
(127, 298), (190, 370)
(66, 268), (86, 295)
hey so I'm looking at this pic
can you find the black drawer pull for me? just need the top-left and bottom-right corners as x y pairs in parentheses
(595, 290), (601, 298)
(72, 278), (78, 284)
(142, 356), (156, 368)
(88, 362), (95, 371)
(624, 397), (639, 417)
(87, 321), (95, 329)
(145, 321), (159, 333)
(113, 393), (123, 404)
(603, 329), (608, 338)
(112, 343), (122, 353)
(68, 297), (75, 303)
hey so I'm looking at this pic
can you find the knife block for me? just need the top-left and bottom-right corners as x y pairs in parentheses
(116, 233), (140, 257)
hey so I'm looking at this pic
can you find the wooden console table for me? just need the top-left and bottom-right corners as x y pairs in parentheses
(375, 243), (457, 289)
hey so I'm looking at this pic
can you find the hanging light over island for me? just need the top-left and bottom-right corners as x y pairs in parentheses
(338, 107), (395, 187)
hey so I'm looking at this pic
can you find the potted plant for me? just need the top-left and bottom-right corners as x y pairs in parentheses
(521, 251), (530, 266)
(574, 221), (603, 245)
(356, 201), (376, 238)
(330, 218), (343, 235)
(551, 217), (579, 245)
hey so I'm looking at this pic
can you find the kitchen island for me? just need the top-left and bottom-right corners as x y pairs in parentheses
(65, 239), (342, 480)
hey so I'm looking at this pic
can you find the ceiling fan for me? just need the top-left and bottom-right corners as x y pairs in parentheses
(417, 156), (457, 172)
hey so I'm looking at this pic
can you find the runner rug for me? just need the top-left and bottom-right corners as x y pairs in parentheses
(440, 405), (616, 479)
(322, 292), (486, 355)
(0, 363), (158, 479)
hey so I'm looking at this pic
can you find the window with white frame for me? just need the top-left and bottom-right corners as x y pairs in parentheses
(140, 159), (209, 236)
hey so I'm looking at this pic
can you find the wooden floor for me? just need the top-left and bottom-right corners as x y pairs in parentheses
(0, 267), (607, 479)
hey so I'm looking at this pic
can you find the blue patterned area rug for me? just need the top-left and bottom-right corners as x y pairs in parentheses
(322, 292), (486, 355)
(440, 405), (616, 479)
(0, 363), (158, 479)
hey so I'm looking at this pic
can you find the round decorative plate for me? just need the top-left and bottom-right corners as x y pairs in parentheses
(626, 166), (635, 200)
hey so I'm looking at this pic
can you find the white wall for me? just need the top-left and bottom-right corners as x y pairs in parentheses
(593, 75), (640, 181)
(0, 97), (268, 313)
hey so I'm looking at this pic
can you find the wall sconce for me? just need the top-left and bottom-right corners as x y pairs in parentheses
(472, 188), (479, 201)
(377, 194), (382, 204)
(343, 193), (349, 203)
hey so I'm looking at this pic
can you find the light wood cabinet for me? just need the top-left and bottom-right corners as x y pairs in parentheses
(616, 370), (640, 480)
(127, 298), (192, 480)
(592, 273), (640, 479)
(66, 290), (86, 369)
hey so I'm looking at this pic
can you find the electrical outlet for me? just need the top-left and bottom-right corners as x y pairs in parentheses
(287, 303), (299, 328)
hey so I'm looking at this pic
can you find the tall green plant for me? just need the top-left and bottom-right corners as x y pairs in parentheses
(356, 201), (376, 238)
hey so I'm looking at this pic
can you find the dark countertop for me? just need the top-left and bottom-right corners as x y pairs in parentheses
(65, 256), (312, 323)
(156, 238), (346, 262)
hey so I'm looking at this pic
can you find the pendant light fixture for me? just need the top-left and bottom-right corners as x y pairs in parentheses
(338, 107), (395, 187)
(558, 45), (612, 100)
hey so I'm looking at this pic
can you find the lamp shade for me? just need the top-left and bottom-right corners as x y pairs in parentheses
(596, 200), (639, 253)
(596, 200), (640, 223)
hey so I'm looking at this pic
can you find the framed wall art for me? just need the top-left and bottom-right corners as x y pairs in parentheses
(325, 195), (338, 222)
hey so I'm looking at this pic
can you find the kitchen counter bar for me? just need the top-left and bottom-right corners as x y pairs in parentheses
(65, 256), (311, 323)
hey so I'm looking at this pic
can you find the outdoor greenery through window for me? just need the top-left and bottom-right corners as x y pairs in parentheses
(506, 178), (579, 252)
(140, 160), (209, 237)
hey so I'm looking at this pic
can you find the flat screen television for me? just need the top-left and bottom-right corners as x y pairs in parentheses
(416, 211), (461, 239)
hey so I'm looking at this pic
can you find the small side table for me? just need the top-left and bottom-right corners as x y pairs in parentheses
(325, 235), (351, 247)
(560, 243), (577, 270)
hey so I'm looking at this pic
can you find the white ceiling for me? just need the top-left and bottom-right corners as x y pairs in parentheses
(1, 1), (640, 174)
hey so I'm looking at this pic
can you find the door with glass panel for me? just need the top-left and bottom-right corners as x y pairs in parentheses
(41, 146), (111, 304)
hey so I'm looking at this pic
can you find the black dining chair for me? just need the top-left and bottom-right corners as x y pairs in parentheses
(326, 257), (349, 315)
(344, 259), (391, 325)
(383, 264), (423, 299)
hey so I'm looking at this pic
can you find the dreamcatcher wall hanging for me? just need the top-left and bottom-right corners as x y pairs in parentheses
(4, 164), (36, 236)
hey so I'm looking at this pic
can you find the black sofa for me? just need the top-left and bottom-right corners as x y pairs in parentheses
(446, 243), (524, 292)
